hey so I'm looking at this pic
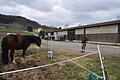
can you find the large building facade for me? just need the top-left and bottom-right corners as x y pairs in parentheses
(49, 20), (120, 43)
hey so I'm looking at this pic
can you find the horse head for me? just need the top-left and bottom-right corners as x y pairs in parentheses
(35, 36), (42, 47)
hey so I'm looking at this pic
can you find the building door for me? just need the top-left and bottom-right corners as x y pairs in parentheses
(68, 29), (75, 41)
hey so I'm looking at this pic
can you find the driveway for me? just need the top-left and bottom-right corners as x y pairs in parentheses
(42, 40), (120, 57)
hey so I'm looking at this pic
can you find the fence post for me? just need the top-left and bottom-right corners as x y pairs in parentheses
(102, 57), (109, 80)
(97, 45), (108, 80)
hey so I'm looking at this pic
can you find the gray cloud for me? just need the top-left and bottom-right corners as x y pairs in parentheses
(61, 0), (120, 12)
(0, 0), (120, 27)
(0, 0), (54, 12)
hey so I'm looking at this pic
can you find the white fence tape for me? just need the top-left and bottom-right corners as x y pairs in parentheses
(0, 51), (98, 76)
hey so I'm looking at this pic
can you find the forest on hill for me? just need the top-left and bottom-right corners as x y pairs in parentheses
(0, 14), (59, 31)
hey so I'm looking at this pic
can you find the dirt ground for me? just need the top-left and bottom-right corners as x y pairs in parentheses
(0, 46), (64, 80)
(0, 45), (96, 80)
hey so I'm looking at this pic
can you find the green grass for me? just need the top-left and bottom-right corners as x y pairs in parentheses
(0, 26), (12, 32)
(0, 29), (22, 32)
(60, 63), (90, 80)
(0, 26), (7, 30)
(35, 48), (120, 80)
(0, 26), (28, 33)
(26, 32), (38, 35)
(53, 51), (119, 80)
(105, 57), (120, 80)
(0, 25), (23, 32)
(87, 42), (120, 46)
(0, 25), (38, 36)
(58, 57), (120, 80)
(0, 45), (119, 80)
(0, 37), (2, 43)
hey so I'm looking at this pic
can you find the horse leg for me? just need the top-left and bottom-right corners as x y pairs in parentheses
(22, 49), (27, 61)
(10, 49), (16, 64)
(2, 48), (9, 65)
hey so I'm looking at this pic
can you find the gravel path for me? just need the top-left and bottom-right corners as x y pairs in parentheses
(42, 40), (120, 57)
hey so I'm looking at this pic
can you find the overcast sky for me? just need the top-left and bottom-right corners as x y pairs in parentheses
(0, 0), (120, 28)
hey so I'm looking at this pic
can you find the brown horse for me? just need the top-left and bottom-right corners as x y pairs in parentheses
(1, 34), (42, 65)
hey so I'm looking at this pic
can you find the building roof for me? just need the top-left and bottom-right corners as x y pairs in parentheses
(48, 20), (120, 33)
(61, 20), (120, 31)
(35, 26), (60, 32)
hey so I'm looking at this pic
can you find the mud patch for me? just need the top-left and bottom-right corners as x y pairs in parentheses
(0, 47), (63, 80)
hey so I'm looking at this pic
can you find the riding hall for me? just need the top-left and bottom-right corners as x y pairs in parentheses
(50, 20), (120, 43)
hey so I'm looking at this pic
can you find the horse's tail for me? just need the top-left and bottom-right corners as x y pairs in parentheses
(1, 36), (9, 65)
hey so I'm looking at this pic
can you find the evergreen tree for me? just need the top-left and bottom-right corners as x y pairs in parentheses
(39, 30), (45, 38)
(27, 26), (33, 32)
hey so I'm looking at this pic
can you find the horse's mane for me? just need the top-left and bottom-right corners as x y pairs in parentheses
(24, 35), (39, 43)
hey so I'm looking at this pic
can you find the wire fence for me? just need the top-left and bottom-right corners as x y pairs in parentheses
(0, 50), (98, 76)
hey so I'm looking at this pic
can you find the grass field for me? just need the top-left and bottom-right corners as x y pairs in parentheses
(32, 48), (120, 80)
(36, 48), (120, 80)
(0, 38), (2, 43)
(0, 26), (7, 30)
(50, 50), (120, 80)
(0, 25), (38, 38)
(0, 46), (119, 80)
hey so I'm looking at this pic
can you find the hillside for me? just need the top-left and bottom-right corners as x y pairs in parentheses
(0, 14), (59, 31)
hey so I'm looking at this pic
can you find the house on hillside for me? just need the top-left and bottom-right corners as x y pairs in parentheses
(35, 27), (60, 35)
(33, 27), (43, 33)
